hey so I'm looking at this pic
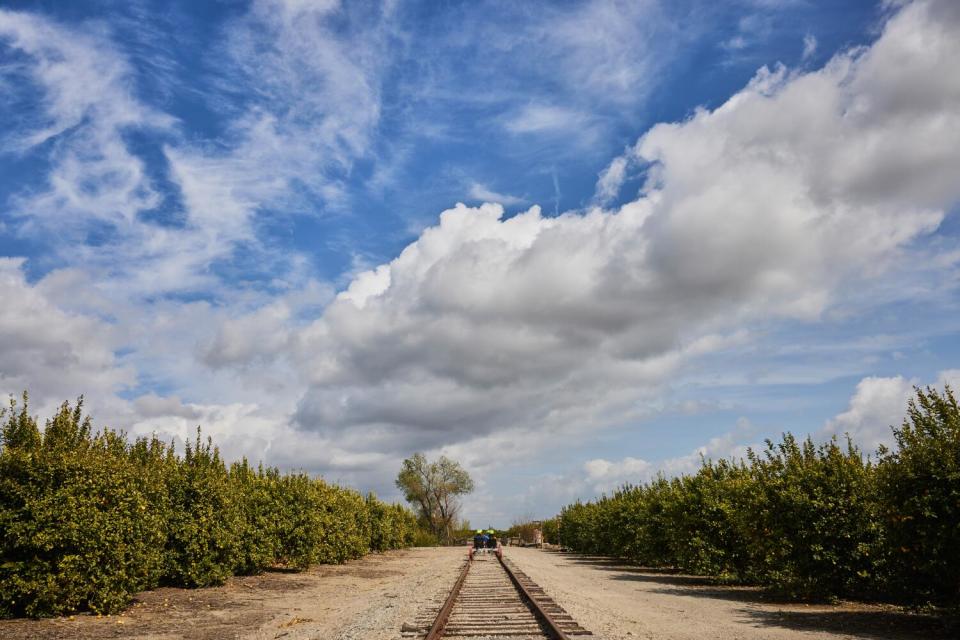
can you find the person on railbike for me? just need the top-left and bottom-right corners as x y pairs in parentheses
(486, 529), (498, 549)
(473, 529), (488, 552)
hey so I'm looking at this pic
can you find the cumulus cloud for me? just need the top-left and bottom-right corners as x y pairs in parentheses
(505, 417), (759, 518)
(824, 369), (960, 452)
(523, 363), (960, 516)
(0, 259), (133, 412)
(531, 361), (960, 511)
(199, 302), (295, 369)
(823, 375), (915, 452)
(581, 418), (757, 493)
(290, 0), (960, 464)
(0, 258), (363, 487)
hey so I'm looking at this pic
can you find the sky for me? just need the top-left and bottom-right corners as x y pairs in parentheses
(1, 0), (959, 526)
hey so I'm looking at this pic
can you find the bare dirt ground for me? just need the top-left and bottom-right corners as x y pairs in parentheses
(506, 547), (955, 640)
(0, 547), (465, 640)
(0, 546), (953, 640)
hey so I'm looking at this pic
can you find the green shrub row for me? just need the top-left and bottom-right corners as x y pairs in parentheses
(559, 386), (960, 606)
(0, 395), (419, 618)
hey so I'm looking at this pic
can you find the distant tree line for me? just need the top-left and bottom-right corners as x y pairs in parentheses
(558, 386), (960, 607)
(503, 518), (558, 546)
(0, 395), (419, 619)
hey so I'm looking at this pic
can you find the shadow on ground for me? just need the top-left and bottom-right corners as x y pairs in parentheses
(560, 553), (727, 587)
(741, 607), (958, 640)
(556, 551), (959, 639)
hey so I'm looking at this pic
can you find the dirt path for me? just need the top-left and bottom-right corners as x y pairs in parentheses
(503, 547), (952, 640)
(0, 547), (464, 640)
(0, 547), (952, 640)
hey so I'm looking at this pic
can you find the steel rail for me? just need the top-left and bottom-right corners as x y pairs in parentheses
(498, 554), (572, 640)
(423, 558), (471, 640)
(422, 551), (580, 640)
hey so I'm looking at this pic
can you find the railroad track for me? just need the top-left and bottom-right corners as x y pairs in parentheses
(403, 551), (593, 639)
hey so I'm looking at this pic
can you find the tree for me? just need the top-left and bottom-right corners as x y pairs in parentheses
(508, 515), (540, 544)
(396, 453), (474, 543)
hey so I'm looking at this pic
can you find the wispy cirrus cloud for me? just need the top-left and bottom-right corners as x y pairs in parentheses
(1, 0), (398, 298)
(502, 104), (591, 135)
(467, 182), (527, 207)
(802, 33), (818, 59)
(593, 155), (631, 205)
(529, 0), (680, 109)
(0, 9), (173, 234)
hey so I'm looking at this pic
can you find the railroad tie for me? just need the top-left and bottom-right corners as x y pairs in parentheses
(403, 553), (593, 640)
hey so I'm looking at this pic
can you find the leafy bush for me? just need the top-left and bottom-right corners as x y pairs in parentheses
(163, 430), (243, 587)
(741, 435), (879, 598)
(229, 461), (279, 576)
(368, 493), (418, 551)
(663, 460), (752, 579)
(541, 518), (558, 544)
(0, 398), (166, 617)
(409, 528), (441, 547)
(559, 385), (960, 606)
(0, 395), (417, 618)
(876, 386), (960, 605)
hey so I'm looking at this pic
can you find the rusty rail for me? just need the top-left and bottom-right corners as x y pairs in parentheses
(418, 551), (588, 639)
(423, 558), (470, 640)
(498, 554), (572, 640)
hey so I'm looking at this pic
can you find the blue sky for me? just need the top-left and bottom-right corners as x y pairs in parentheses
(2, 0), (959, 525)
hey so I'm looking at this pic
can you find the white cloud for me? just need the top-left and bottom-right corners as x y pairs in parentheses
(0, 10), (173, 235)
(2, 0), (959, 521)
(519, 358), (960, 513)
(503, 417), (760, 517)
(823, 375), (915, 452)
(0, 10), (243, 297)
(562, 362), (960, 504)
(199, 302), (295, 369)
(593, 155), (630, 204)
(468, 183), (527, 207)
(183, 0), (389, 203)
(823, 369), (960, 452)
(720, 14), (773, 54)
(802, 33), (817, 59)
(0, 11), (170, 150)
(0, 259), (134, 413)
(581, 418), (757, 493)
(503, 104), (591, 135)
(1, 2), (392, 300)
(533, 0), (676, 107)
(154, 0), (394, 291)
(288, 0), (960, 466)
(723, 35), (748, 51)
